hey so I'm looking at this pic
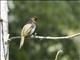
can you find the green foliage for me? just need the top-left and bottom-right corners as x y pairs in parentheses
(9, 1), (80, 60)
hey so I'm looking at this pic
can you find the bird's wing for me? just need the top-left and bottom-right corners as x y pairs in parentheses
(21, 23), (32, 36)
(19, 24), (32, 49)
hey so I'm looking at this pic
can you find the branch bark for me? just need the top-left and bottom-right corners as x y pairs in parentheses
(9, 33), (80, 40)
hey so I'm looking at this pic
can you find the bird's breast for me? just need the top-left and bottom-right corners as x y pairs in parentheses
(30, 23), (36, 34)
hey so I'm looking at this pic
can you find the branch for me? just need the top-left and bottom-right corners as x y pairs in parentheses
(55, 49), (63, 60)
(31, 33), (80, 39)
(8, 33), (80, 41)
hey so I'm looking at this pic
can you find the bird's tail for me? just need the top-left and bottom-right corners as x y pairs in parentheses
(19, 36), (25, 49)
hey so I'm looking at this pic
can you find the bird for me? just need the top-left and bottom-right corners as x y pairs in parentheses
(19, 16), (38, 49)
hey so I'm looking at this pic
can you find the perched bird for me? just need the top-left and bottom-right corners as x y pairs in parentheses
(19, 16), (38, 49)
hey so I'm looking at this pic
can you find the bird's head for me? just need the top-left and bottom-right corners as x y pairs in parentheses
(30, 16), (38, 22)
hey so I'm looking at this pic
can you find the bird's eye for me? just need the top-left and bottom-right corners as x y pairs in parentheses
(34, 17), (38, 20)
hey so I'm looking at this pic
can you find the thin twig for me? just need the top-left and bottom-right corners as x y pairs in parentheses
(9, 36), (20, 41)
(8, 33), (80, 41)
(55, 50), (63, 60)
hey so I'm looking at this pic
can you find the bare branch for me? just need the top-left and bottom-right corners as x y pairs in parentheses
(31, 33), (80, 39)
(9, 36), (20, 41)
(9, 33), (80, 41)
(55, 49), (63, 60)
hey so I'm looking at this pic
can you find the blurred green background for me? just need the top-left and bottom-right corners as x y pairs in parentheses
(8, 1), (80, 60)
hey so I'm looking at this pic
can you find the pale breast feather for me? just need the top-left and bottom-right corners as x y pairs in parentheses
(30, 23), (36, 34)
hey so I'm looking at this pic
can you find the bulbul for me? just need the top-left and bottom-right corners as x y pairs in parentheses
(19, 16), (38, 49)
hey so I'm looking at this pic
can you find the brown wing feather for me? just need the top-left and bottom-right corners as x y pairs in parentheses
(19, 24), (32, 49)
